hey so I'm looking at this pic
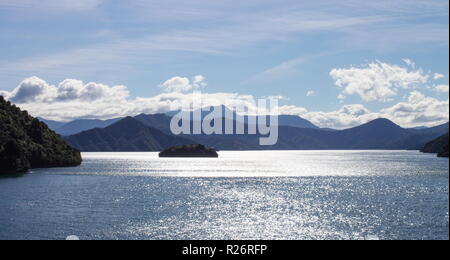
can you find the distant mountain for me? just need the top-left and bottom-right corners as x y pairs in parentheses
(413, 122), (449, 136)
(0, 96), (81, 174)
(409, 126), (428, 130)
(421, 133), (449, 157)
(168, 106), (318, 129)
(277, 115), (318, 129)
(64, 114), (450, 152)
(389, 122), (449, 150)
(185, 118), (440, 150)
(56, 118), (123, 136)
(65, 117), (195, 152)
(41, 106), (319, 136)
(134, 113), (173, 132)
(37, 117), (66, 131)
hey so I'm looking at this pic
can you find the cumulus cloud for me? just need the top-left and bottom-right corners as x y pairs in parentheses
(380, 91), (449, 127)
(1, 76), (448, 128)
(5, 76), (129, 104)
(433, 84), (449, 93)
(302, 104), (380, 129)
(434, 73), (445, 80)
(56, 79), (129, 102)
(306, 90), (315, 97)
(330, 61), (429, 102)
(278, 105), (308, 116)
(161, 75), (207, 92)
(0, 76), (258, 121)
(0, 90), (10, 99)
(7, 77), (56, 103)
(283, 93), (449, 129)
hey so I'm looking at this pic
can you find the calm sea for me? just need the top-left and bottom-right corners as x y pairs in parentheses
(0, 151), (448, 240)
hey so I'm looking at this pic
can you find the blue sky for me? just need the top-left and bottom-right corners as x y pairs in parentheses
(0, 0), (448, 128)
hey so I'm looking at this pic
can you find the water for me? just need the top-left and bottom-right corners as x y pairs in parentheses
(0, 151), (448, 240)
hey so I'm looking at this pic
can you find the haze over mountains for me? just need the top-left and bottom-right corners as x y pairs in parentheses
(41, 106), (319, 136)
(42, 107), (449, 152)
(64, 117), (192, 152)
(39, 117), (124, 136)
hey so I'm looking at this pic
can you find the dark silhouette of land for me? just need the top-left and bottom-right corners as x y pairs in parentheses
(421, 133), (449, 158)
(62, 114), (449, 152)
(0, 96), (82, 174)
(159, 144), (218, 158)
(64, 116), (193, 152)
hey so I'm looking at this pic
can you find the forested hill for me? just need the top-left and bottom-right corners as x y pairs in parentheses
(0, 96), (82, 174)
(421, 133), (449, 158)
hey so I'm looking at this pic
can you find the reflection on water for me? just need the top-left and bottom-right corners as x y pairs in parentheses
(0, 151), (448, 240)
(39, 150), (449, 177)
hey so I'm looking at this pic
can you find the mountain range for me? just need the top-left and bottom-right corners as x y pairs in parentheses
(40, 107), (319, 136)
(55, 109), (449, 152)
(39, 117), (124, 136)
(64, 117), (193, 152)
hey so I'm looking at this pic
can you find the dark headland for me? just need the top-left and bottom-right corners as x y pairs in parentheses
(421, 133), (449, 158)
(0, 96), (82, 174)
(159, 144), (219, 158)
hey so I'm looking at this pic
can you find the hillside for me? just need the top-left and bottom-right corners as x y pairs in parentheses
(49, 118), (123, 136)
(65, 117), (195, 152)
(0, 96), (82, 174)
(41, 106), (319, 136)
(421, 133), (449, 157)
(64, 113), (449, 151)
(184, 119), (443, 150)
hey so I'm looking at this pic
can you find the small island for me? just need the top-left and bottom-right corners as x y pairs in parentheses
(159, 144), (219, 158)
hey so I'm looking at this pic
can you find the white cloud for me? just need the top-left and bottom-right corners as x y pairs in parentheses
(380, 91), (449, 127)
(1, 76), (257, 121)
(192, 75), (207, 88)
(306, 90), (315, 97)
(2, 76), (448, 129)
(434, 73), (445, 80)
(402, 58), (416, 68)
(330, 61), (429, 102)
(285, 92), (449, 129)
(302, 104), (380, 129)
(56, 79), (129, 102)
(161, 75), (207, 93)
(6, 76), (129, 104)
(337, 94), (346, 104)
(433, 84), (449, 93)
(278, 105), (308, 116)
(0, 90), (10, 99)
(8, 76), (57, 103)
(257, 57), (308, 81)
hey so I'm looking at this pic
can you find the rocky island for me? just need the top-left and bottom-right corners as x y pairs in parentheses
(159, 144), (219, 158)
(421, 133), (449, 158)
(0, 96), (82, 174)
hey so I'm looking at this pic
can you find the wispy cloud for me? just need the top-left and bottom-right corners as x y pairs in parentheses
(0, 0), (104, 11)
(306, 90), (316, 97)
(3, 1), (441, 81)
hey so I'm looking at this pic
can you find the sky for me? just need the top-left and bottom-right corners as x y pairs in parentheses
(0, 0), (448, 128)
